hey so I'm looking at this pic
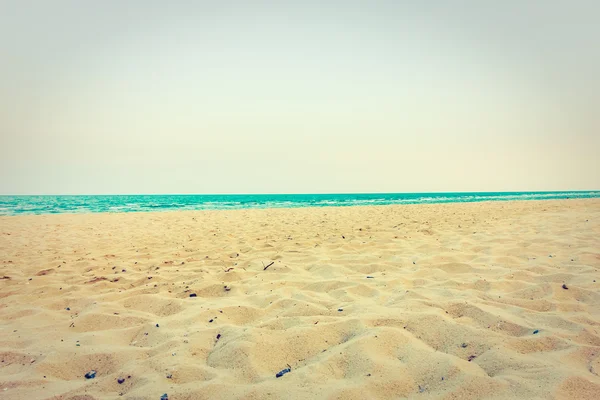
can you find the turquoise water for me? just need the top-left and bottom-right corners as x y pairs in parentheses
(0, 191), (598, 216)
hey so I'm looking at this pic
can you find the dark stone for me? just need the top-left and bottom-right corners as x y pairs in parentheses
(166, 374), (172, 379)
(461, 343), (468, 348)
(156, 324), (160, 328)
(562, 284), (569, 290)
(337, 309), (343, 312)
(276, 367), (291, 378)
(84, 370), (96, 379)
(160, 394), (169, 400)
(189, 293), (197, 297)
(366, 276), (374, 279)
(66, 307), (70, 311)
(209, 319), (213, 323)
(216, 334), (221, 340)
(533, 330), (539, 334)
(117, 378), (125, 384)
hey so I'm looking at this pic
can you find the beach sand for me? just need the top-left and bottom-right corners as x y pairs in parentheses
(1, 199), (599, 399)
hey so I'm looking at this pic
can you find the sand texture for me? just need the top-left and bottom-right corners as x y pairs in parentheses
(1, 199), (600, 399)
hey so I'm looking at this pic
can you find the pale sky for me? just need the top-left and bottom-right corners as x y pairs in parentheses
(1, 1), (598, 194)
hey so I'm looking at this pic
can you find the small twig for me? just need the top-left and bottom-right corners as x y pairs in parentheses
(263, 261), (274, 271)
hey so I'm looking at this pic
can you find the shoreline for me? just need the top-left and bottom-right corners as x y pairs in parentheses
(1, 197), (599, 219)
(1, 191), (599, 217)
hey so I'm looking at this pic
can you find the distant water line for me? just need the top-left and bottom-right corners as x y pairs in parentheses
(0, 191), (598, 216)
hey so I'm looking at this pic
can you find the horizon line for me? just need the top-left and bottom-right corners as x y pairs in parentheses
(1, 190), (599, 197)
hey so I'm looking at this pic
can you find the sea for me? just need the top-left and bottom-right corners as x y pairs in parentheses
(0, 191), (598, 216)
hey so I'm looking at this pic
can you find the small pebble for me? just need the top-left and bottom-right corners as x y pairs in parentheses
(160, 394), (169, 400)
(461, 343), (468, 348)
(166, 374), (172, 379)
(366, 276), (374, 279)
(189, 293), (197, 297)
(66, 307), (70, 311)
(84, 370), (96, 379)
(275, 367), (291, 378)
(209, 319), (214, 323)
(117, 378), (125, 384)
(533, 330), (539, 334)
(156, 324), (160, 328)
(337, 309), (343, 312)
(216, 334), (221, 340)
(562, 284), (568, 290)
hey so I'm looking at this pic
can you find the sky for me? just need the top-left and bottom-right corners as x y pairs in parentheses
(1, 1), (598, 194)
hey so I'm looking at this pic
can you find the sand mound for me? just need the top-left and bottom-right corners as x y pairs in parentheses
(1, 199), (599, 399)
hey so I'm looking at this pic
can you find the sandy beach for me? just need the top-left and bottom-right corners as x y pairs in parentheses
(1, 199), (599, 399)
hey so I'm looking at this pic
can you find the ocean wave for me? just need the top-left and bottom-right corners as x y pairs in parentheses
(0, 192), (598, 215)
